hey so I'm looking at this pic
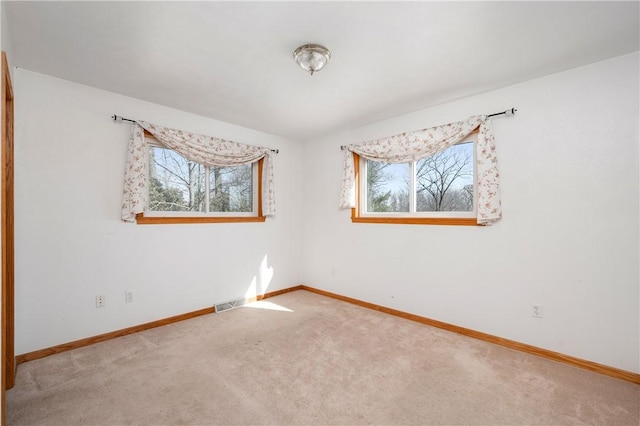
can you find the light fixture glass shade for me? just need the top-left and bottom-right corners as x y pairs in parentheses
(293, 44), (331, 75)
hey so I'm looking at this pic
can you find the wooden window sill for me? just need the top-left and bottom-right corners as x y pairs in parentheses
(351, 216), (481, 226)
(135, 213), (266, 225)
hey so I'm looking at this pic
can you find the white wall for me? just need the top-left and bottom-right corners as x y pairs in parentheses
(11, 52), (640, 374)
(302, 52), (640, 373)
(1, 0), (13, 79)
(14, 69), (304, 354)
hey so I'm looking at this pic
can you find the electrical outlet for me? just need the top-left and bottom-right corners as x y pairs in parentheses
(532, 304), (543, 318)
(96, 295), (105, 308)
(125, 290), (134, 303)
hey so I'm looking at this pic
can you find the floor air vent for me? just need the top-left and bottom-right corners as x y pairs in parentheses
(215, 297), (247, 313)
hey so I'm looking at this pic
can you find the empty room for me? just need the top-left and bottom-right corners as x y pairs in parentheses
(0, 1), (639, 425)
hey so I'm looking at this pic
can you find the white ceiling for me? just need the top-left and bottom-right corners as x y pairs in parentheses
(4, 1), (639, 140)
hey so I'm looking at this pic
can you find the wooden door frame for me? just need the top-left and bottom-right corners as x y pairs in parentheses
(1, 50), (15, 426)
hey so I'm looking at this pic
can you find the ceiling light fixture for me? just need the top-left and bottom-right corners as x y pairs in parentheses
(293, 44), (331, 76)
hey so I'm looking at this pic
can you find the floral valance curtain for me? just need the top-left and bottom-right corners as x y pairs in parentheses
(339, 115), (501, 225)
(122, 120), (275, 222)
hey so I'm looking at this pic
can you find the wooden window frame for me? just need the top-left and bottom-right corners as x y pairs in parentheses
(350, 132), (482, 226)
(136, 131), (266, 225)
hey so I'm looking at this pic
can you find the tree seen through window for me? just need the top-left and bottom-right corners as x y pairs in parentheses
(148, 146), (253, 213)
(365, 142), (474, 213)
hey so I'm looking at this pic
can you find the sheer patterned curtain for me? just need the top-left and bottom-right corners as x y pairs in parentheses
(339, 115), (501, 225)
(122, 120), (275, 222)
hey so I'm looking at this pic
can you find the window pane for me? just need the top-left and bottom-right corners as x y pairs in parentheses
(209, 164), (253, 212)
(416, 142), (474, 212)
(149, 146), (205, 212)
(366, 160), (410, 212)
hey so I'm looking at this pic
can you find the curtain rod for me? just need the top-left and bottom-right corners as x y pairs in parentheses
(339, 107), (517, 150)
(112, 114), (136, 123)
(486, 107), (517, 118)
(112, 114), (280, 154)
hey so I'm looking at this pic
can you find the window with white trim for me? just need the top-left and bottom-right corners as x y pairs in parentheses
(139, 138), (264, 224)
(148, 144), (258, 215)
(357, 133), (477, 223)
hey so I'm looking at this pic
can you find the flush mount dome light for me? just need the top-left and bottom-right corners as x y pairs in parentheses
(293, 44), (331, 76)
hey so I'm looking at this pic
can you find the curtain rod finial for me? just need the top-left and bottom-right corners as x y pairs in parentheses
(112, 115), (137, 123)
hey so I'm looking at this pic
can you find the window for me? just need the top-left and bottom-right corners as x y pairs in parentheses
(136, 135), (265, 224)
(353, 133), (479, 226)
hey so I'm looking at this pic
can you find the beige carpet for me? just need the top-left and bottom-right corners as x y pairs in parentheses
(7, 290), (639, 425)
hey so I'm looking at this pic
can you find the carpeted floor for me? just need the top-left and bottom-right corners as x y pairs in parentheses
(7, 290), (640, 425)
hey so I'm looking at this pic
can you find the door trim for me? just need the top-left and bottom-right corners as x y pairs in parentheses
(1, 50), (15, 426)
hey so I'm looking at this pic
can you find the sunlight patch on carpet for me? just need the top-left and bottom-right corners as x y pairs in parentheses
(244, 300), (293, 312)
